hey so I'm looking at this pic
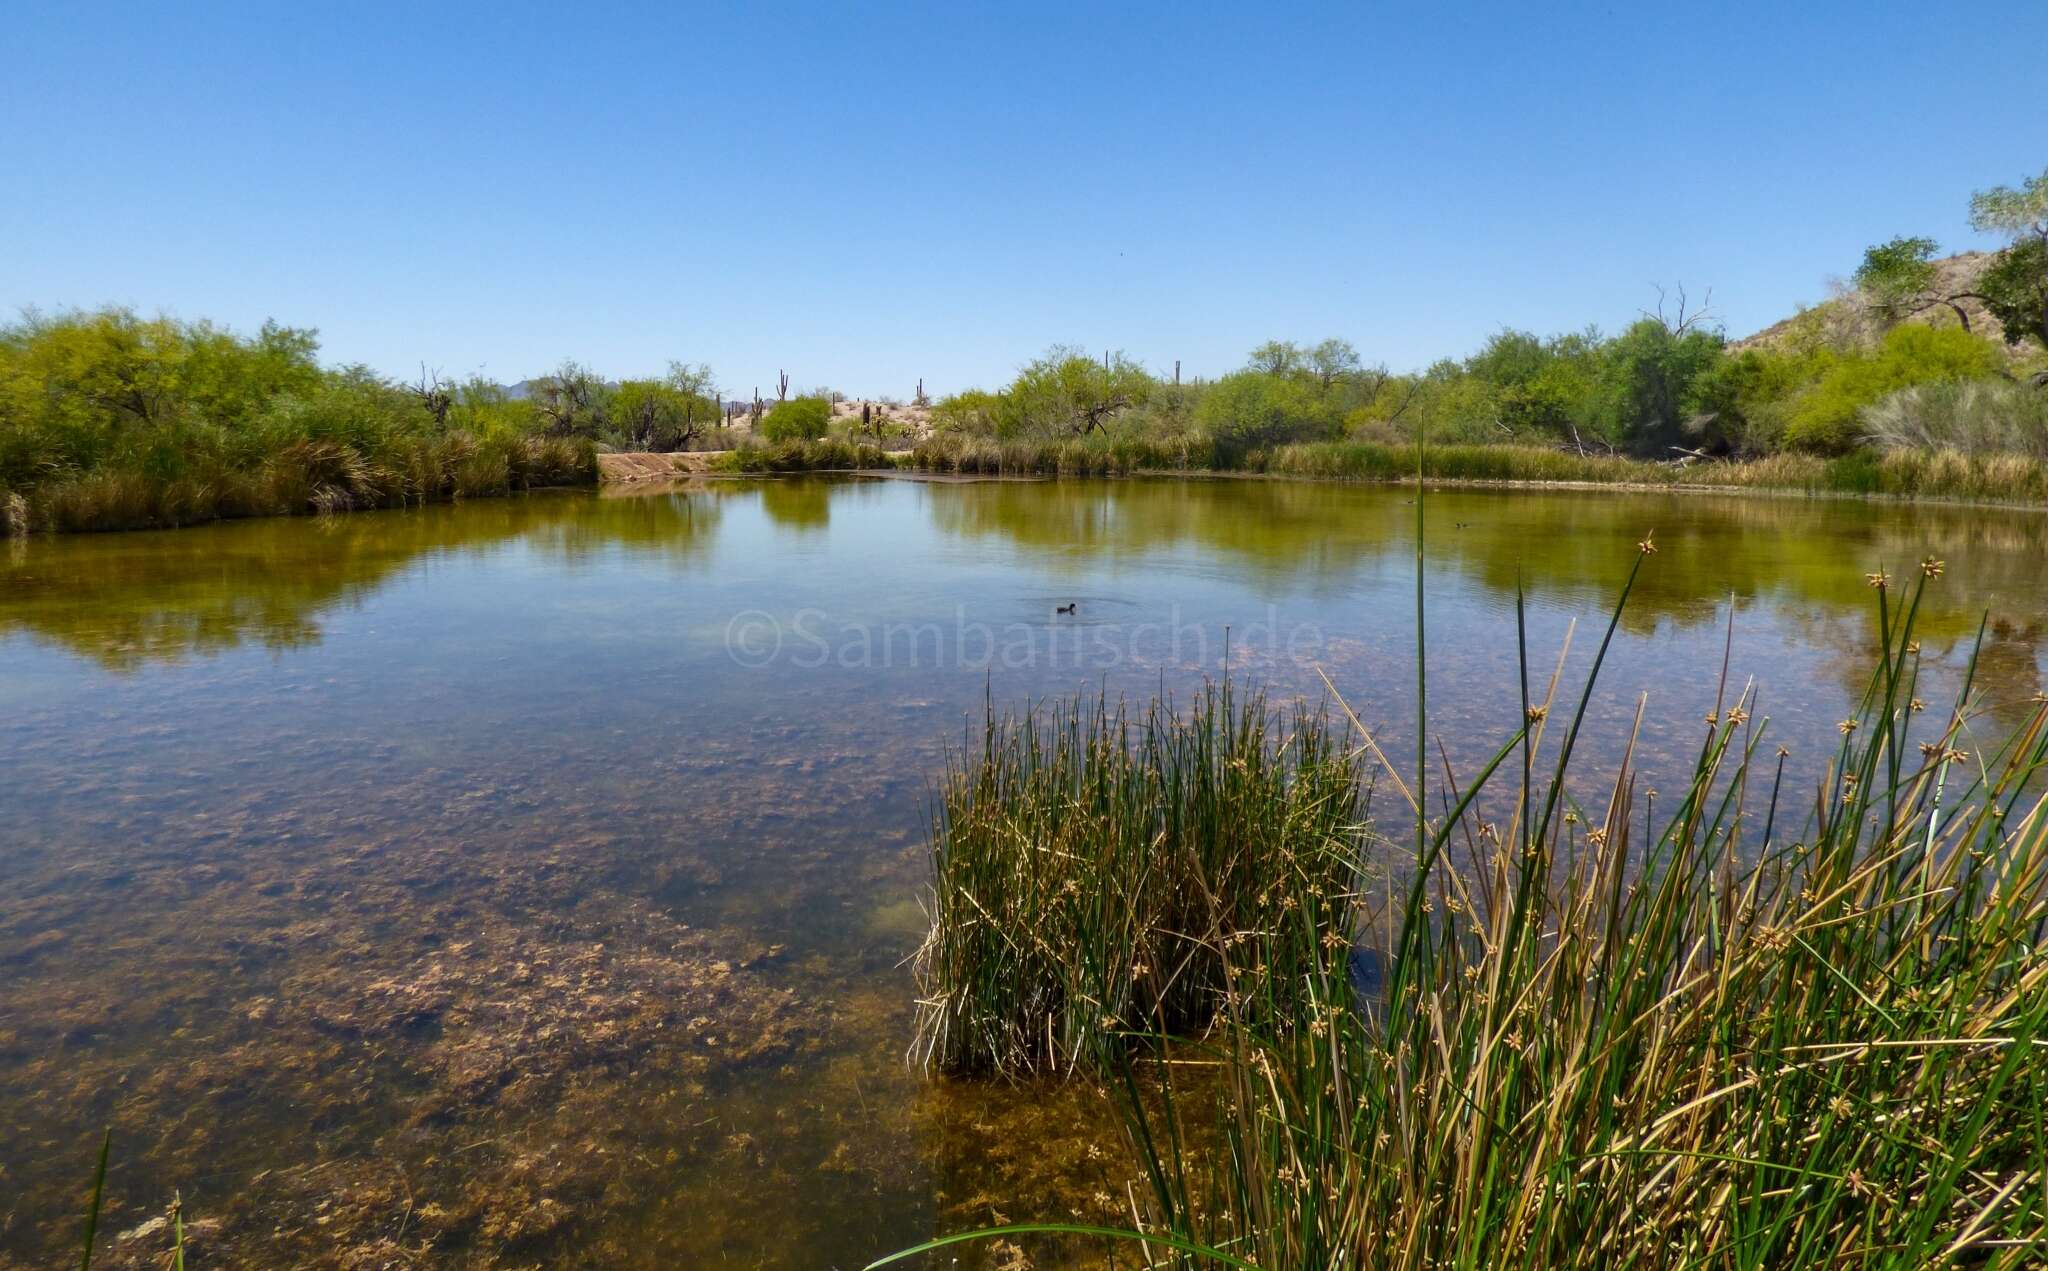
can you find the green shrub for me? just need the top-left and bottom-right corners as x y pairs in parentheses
(712, 438), (895, 472)
(0, 308), (596, 534)
(1194, 370), (1344, 455)
(1687, 347), (1827, 455)
(928, 388), (1011, 437)
(1861, 378), (2048, 458)
(1783, 325), (2006, 453)
(759, 396), (832, 441)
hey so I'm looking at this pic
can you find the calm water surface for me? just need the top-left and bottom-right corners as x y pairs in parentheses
(2, 476), (2044, 1266)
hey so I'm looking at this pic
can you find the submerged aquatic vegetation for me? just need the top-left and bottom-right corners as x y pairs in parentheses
(904, 553), (2048, 1265)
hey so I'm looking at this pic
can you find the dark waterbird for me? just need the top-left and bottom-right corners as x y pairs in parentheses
(1055, 603), (1076, 615)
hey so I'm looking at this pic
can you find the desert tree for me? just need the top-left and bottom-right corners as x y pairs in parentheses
(1851, 236), (1982, 331)
(1006, 346), (1153, 436)
(1970, 167), (2048, 353)
(1306, 337), (1362, 392)
(1246, 340), (1304, 376)
(664, 361), (717, 444)
(530, 360), (608, 438)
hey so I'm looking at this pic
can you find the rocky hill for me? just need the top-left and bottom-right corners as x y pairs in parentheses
(1734, 251), (2016, 356)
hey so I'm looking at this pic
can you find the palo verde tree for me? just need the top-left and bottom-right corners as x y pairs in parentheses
(760, 395), (832, 442)
(1007, 347), (1152, 436)
(1245, 340), (1304, 377)
(529, 360), (609, 439)
(664, 361), (719, 440)
(1306, 338), (1362, 392)
(612, 379), (692, 451)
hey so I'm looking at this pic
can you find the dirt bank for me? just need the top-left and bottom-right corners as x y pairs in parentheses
(598, 452), (726, 481)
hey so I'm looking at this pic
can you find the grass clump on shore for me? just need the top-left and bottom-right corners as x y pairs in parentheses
(911, 432), (1218, 476)
(911, 685), (1364, 1077)
(711, 438), (905, 473)
(898, 557), (2048, 1267)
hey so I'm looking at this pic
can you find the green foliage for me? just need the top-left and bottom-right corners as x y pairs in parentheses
(1193, 369), (1344, 454)
(1305, 337), (1361, 389)
(1860, 377), (2048, 458)
(1782, 324), (2006, 453)
(928, 388), (1008, 436)
(611, 378), (717, 451)
(1244, 340), (1303, 376)
(0, 308), (595, 534)
(713, 438), (897, 472)
(1969, 166), (2048, 352)
(1478, 329), (1608, 441)
(1977, 237), (2048, 350)
(926, 349), (1153, 442)
(0, 308), (325, 487)
(759, 395), (832, 442)
(1968, 166), (2048, 239)
(527, 360), (609, 439)
(1006, 348), (1153, 437)
(1852, 235), (1941, 323)
(1688, 347), (1827, 455)
(1598, 318), (1725, 453)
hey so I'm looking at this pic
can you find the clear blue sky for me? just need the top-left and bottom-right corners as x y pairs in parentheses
(5, 1), (2043, 397)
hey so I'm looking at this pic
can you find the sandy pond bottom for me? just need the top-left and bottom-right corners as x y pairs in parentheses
(2, 476), (2045, 1266)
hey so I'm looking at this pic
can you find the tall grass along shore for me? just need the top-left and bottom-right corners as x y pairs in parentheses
(898, 554), (2048, 1267)
(907, 432), (2048, 504)
(705, 434), (2048, 507)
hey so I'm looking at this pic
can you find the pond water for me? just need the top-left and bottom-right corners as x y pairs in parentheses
(2, 476), (2044, 1267)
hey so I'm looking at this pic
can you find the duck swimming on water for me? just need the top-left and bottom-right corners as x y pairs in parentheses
(1056, 603), (1076, 615)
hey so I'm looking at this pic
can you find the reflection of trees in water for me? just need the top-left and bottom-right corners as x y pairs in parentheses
(926, 479), (2048, 670)
(1792, 601), (2046, 728)
(756, 478), (834, 531)
(0, 489), (726, 669)
(530, 485), (724, 563)
(6, 477), (2044, 687)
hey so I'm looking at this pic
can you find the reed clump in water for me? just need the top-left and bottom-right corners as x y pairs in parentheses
(894, 563), (2048, 1268)
(911, 684), (1366, 1078)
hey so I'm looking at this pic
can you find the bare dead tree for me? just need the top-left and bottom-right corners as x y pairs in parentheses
(407, 365), (454, 427)
(1642, 283), (1718, 335)
(1357, 362), (1394, 405)
(1376, 376), (1427, 429)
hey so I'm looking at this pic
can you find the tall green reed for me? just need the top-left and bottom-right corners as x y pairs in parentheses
(890, 486), (2048, 1266)
(910, 684), (1366, 1078)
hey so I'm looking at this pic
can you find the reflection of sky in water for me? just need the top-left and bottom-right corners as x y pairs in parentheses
(0, 477), (2044, 1265)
